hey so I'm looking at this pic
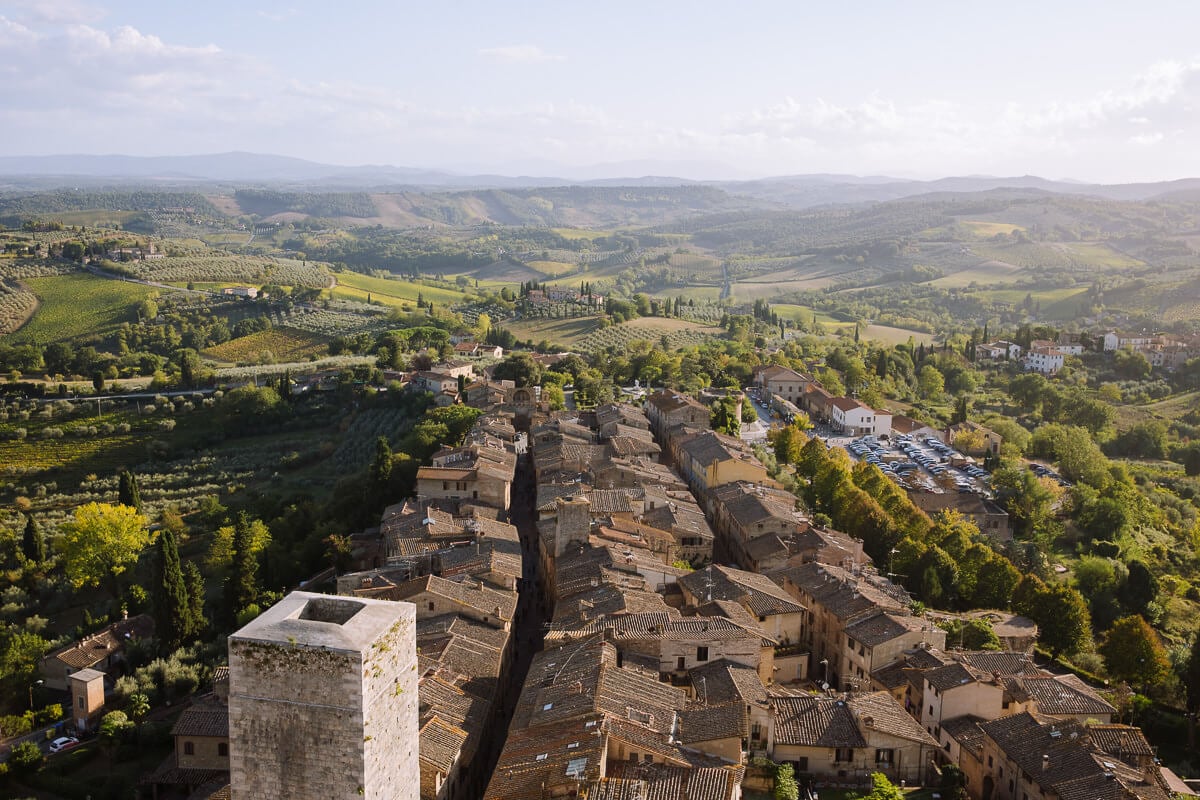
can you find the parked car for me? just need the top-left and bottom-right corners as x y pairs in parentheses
(49, 736), (79, 753)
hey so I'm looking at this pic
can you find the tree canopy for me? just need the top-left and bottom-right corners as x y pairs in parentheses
(60, 503), (152, 598)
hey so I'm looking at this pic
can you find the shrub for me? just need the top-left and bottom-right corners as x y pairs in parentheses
(9, 740), (43, 773)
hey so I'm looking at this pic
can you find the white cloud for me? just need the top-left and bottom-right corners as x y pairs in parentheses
(1130, 132), (1164, 146)
(477, 45), (563, 64)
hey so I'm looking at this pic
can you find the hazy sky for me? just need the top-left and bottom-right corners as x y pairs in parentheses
(3, 0), (1200, 181)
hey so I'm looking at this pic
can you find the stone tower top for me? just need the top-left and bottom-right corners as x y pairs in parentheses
(230, 591), (405, 654)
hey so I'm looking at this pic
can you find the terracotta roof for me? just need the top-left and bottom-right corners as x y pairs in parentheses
(420, 717), (469, 772)
(980, 713), (1170, 800)
(384, 574), (517, 622)
(677, 704), (747, 743)
(596, 762), (743, 800)
(940, 714), (987, 754)
(925, 662), (985, 692)
(45, 614), (154, 670)
(771, 695), (867, 748)
(956, 650), (1043, 678)
(689, 659), (770, 709)
(1007, 674), (1116, 718)
(845, 611), (929, 648)
(846, 692), (937, 745)
(170, 696), (228, 739)
(1087, 724), (1155, 761)
(679, 564), (804, 617)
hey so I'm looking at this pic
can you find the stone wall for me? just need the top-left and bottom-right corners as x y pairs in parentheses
(228, 593), (419, 800)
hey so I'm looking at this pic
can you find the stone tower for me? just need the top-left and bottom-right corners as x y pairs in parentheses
(227, 591), (419, 800)
(554, 495), (591, 557)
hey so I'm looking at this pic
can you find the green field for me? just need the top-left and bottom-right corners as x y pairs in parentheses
(772, 304), (854, 329)
(960, 220), (1026, 237)
(330, 271), (473, 307)
(971, 286), (1090, 311)
(771, 304), (931, 345)
(504, 316), (603, 348)
(203, 326), (330, 363)
(1114, 390), (1200, 428)
(9, 273), (160, 345)
(864, 324), (933, 346)
(550, 228), (609, 241)
(929, 261), (1027, 288)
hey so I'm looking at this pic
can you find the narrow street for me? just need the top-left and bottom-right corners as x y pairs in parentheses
(488, 445), (548, 742)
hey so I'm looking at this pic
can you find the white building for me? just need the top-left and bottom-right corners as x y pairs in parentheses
(1024, 345), (1065, 374)
(830, 397), (891, 436)
(975, 340), (1022, 361)
(1103, 331), (1157, 352)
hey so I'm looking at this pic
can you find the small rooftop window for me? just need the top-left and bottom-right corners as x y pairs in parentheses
(536, 753), (548, 762)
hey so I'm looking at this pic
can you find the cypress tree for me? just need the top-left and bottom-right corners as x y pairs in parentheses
(21, 514), (44, 563)
(117, 469), (142, 513)
(183, 561), (207, 637)
(229, 512), (260, 613)
(153, 529), (190, 651)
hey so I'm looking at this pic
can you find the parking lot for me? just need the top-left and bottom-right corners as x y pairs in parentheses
(845, 433), (993, 494)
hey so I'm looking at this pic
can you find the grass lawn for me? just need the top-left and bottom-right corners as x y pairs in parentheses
(330, 271), (473, 307)
(9, 273), (159, 345)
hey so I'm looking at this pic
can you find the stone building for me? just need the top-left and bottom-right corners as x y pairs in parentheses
(227, 592), (419, 800)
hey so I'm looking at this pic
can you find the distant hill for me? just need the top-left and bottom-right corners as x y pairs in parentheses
(3, 153), (1198, 205)
(713, 174), (1200, 208)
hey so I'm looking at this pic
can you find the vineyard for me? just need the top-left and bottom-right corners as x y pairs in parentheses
(329, 408), (413, 473)
(212, 355), (376, 382)
(10, 273), (164, 345)
(281, 307), (393, 337)
(574, 317), (722, 353)
(0, 279), (38, 335)
(123, 254), (330, 288)
(203, 327), (330, 364)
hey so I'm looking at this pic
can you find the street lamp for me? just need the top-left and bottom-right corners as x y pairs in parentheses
(29, 679), (42, 710)
(819, 658), (829, 688)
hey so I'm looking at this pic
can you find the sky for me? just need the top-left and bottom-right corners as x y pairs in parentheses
(3, 0), (1200, 182)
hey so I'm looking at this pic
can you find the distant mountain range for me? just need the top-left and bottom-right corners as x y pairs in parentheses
(3, 152), (1200, 208)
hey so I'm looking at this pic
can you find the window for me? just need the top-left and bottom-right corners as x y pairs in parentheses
(442, 481), (449, 490)
(794, 757), (809, 771)
(78, 697), (85, 709)
(428, 602), (435, 611)
(988, 756), (994, 767)
(677, 657), (686, 670)
(875, 749), (894, 764)
(696, 646), (709, 662)
(184, 741), (195, 756)
(835, 748), (854, 763)
(218, 743), (228, 757)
